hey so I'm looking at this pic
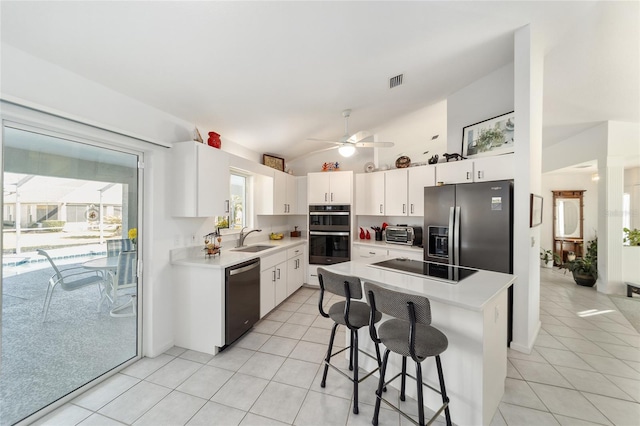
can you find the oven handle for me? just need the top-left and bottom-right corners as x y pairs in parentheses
(309, 231), (350, 236)
(309, 212), (350, 216)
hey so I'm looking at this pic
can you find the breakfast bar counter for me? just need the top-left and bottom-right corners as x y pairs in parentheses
(324, 257), (516, 426)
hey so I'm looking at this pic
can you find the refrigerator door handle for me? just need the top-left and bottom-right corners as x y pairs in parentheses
(448, 206), (455, 265)
(454, 206), (461, 266)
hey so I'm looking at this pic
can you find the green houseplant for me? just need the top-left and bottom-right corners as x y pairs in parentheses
(623, 228), (640, 246)
(565, 238), (597, 286)
(540, 249), (560, 268)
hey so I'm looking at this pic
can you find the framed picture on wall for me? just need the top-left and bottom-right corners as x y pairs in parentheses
(461, 111), (515, 158)
(530, 194), (543, 228)
(263, 154), (285, 172)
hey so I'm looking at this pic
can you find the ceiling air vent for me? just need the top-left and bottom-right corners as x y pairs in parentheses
(389, 74), (404, 89)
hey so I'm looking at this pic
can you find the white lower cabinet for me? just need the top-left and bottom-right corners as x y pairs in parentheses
(260, 251), (287, 318)
(260, 244), (305, 317)
(287, 245), (304, 297)
(173, 265), (224, 354)
(354, 245), (387, 259)
(354, 244), (423, 262)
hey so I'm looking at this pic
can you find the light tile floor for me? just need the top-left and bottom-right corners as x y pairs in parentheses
(34, 268), (640, 426)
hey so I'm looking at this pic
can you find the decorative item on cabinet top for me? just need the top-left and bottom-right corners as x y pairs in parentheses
(395, 155), (411, 168)
(263, 154), (285, 171)
(322, 162), (339, 171)
(462, 111), (514, 158)
(207, 131), (221, 149)
(193, 127), (204, 143)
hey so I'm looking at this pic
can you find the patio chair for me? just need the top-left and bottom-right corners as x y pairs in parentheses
(38, 249), (105, 322)
(107, 238), (134, 257)
(108, 250), (137, 318)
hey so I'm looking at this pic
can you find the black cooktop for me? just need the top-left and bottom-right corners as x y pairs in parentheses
(369, 258), (477, 284)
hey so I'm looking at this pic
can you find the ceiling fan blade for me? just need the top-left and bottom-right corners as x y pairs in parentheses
(346, 130), (373, 144)
(306, 137), (341, 145)
(354, 141), (395, 148)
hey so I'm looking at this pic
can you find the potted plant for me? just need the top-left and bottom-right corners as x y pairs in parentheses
(565, 238), (597, 286)
(540, 249), (560, 268)
(623, 228), (640, 246)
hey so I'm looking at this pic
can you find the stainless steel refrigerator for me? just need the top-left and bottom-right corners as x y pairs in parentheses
(424, 180), (514, 342)
(423, 180), (513, 273)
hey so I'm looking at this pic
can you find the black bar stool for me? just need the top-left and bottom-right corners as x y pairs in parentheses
(364, 282), (452, 426)
(317, 267), (383, 414)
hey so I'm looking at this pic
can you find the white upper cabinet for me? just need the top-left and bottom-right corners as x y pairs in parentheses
(273, 171), (298, 214)
(435, 154), (514, 185)
(356, 172), (385, 216)
(308, 171), (353, 204)
(473, 155), (515, 182)
(172, 141), (230, 217)
(407, 165), (436, 216)
(384, 169), (408, 216)
(356, 165), (435, 217)
(435, 160), (474, 185)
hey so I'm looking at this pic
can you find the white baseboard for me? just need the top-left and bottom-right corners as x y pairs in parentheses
(510, 320), (541, 354)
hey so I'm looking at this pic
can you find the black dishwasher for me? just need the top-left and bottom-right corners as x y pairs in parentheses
(225, 258), (261, 346)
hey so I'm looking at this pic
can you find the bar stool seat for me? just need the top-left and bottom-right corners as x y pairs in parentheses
(378, 320), (448, 360)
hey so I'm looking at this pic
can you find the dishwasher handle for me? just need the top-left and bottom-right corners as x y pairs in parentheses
(229, 259), (260, 276)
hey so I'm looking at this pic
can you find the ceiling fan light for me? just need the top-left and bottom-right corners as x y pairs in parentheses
(338, 144), (356, 157)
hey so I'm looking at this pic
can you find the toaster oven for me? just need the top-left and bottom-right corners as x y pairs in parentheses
(384, 226), (423, 246)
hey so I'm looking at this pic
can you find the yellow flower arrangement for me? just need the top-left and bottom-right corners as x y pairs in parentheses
(128, 228), (137, 244)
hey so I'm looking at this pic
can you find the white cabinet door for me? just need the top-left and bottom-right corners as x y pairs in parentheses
(260, 268), (276, 318)
(435, 161), (474, 185)
(308, 171), (353, 204)
(287, 255), (304, 297)
(384, 169), (408, 216)
(329, 171), (353, 204)
(407, 166), (436, 217)
(307, 172), (331, 204)
(473, 155), (514, 182)
(274, 262), (288, 306)
(286, 174), (298, 214)
(173, 141), (230, 217)
(356, 173), (385, 215)
(273, 171), (288, 215)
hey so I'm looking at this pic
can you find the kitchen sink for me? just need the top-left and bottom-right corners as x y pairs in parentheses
(232, 245), (273, 253)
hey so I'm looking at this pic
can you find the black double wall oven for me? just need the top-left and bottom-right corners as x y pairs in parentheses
(309, 205), (350, 265)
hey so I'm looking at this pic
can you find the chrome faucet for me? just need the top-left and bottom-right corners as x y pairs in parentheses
(238, 227), (262, 247)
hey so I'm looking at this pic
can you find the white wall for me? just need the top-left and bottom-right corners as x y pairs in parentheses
(373, 100), (448, 168)
(447, 63), (514, 154)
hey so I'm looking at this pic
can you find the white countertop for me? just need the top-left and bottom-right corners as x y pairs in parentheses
(170, 237), (306, 269)
(324, 256), (516, 312)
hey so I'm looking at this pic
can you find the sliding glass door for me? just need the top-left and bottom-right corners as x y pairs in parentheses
(1, 125), (141, 425)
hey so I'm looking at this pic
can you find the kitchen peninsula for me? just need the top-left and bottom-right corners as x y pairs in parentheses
(325, 257), (516, 426)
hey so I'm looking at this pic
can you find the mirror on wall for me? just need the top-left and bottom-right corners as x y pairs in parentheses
(552, 190), (585, 263)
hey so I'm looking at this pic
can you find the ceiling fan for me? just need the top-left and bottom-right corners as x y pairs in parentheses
(308, 109), (394, 157)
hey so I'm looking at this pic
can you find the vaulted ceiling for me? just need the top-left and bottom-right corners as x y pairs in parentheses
(1, 1), (638, 161)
